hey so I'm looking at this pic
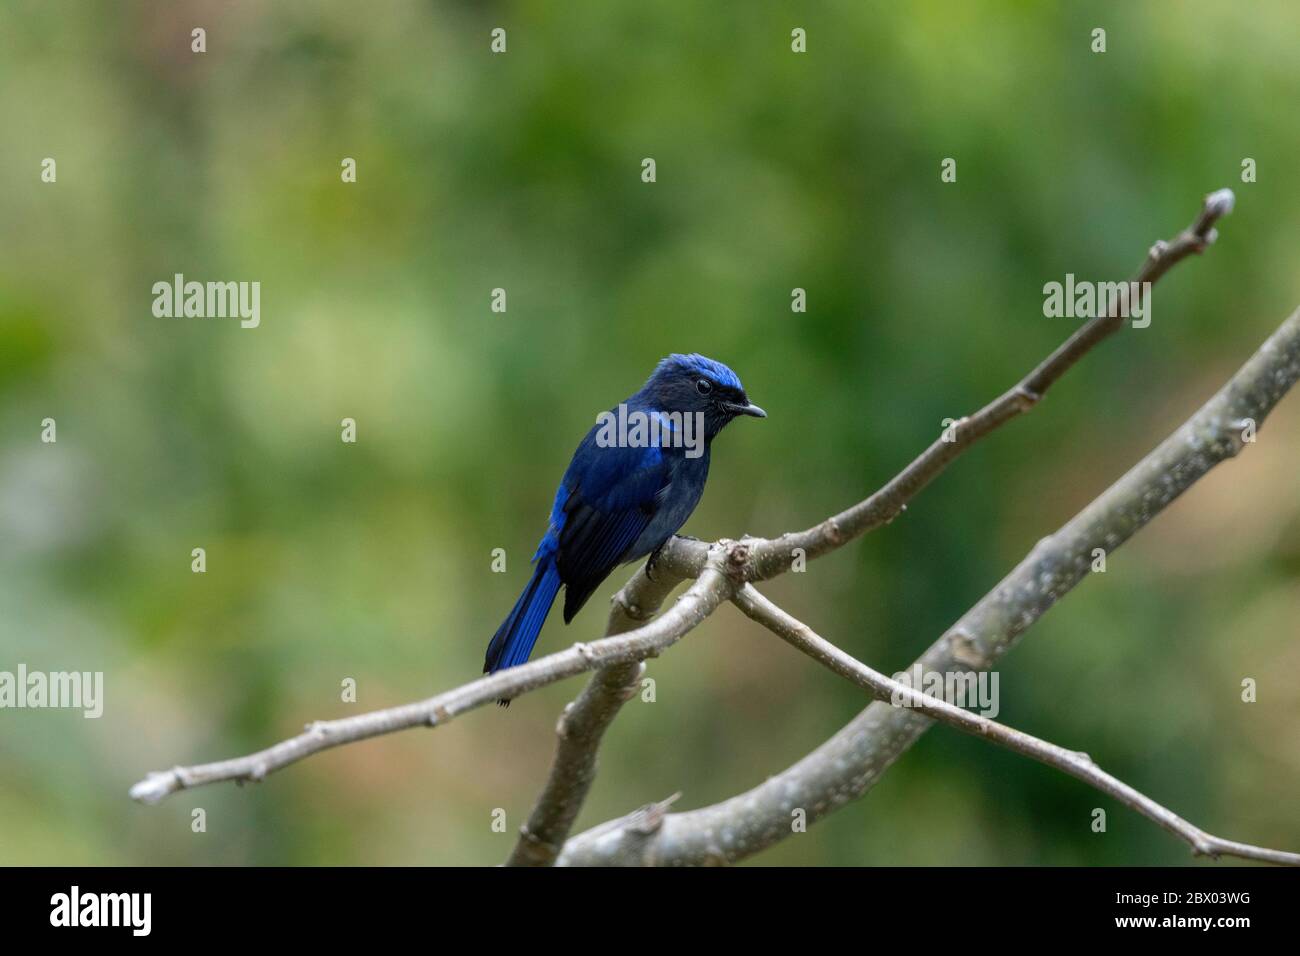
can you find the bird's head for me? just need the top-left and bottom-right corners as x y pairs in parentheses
(643, 353), (766, 439)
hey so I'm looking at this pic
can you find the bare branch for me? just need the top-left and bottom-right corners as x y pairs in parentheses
(507, 542), (770, 865)
(521, 188), (1237, 863)
(129, 557), (736, 805)
(505, 660), (644, 866)
(653, 189), (1237, 582)
(132, 189), (1279, 871)
(557, 302), (1300, 865)
(728, 584), (1300, 866)
(507, 541), (758, 865)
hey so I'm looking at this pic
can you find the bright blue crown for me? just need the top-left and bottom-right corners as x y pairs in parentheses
(657, 353), (743, 391)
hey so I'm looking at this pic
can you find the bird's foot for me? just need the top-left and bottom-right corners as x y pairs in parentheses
(646, 546), (664, 582)
(648, 534), (700, 581)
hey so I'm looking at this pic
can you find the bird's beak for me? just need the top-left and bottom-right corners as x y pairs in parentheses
(727, 402), (767, 419)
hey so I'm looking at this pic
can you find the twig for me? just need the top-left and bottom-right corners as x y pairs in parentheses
(556, 302), (1300, 865)
(129, 559), (735, 804)
(727, 584), (1300, 866)
(739, 188), (1236, 578)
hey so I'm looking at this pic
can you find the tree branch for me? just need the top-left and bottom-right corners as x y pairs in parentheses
(557, 301), (1300, 865)
(509, 188), (1236, 863)
(504, 660), (644, 866)
(504, 594), (656, 866)
(728, 584), (1300, 866)
(737, 187), (1236, 579)
(129, 557), (737, 804)
(505, 549), (717, 865)
(130, 189), (1277, 872)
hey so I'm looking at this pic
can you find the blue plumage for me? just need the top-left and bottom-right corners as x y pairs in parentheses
(484, 354), (765, 686)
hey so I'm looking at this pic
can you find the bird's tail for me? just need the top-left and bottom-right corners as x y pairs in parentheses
(484, 556), (562, 678)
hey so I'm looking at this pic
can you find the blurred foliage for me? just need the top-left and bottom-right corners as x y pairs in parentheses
(2, 0), (1299, 866)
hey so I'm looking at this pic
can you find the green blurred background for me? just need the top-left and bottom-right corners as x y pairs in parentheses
(2, 0), (1298, 865)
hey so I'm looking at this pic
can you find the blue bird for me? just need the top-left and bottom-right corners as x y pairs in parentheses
(484, 353), (765, 684)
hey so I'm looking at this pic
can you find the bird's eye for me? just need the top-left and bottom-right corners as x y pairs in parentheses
(695, 378), (713, 395)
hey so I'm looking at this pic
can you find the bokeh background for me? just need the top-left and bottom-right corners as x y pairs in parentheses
(2, 0), (1298, 866)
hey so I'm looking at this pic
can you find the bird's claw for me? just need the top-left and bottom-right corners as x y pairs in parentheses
(648, 535), (700, 581)
(646, 547), (663, 582)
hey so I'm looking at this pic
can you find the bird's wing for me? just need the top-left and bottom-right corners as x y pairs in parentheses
(553, 440), (674, 623)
